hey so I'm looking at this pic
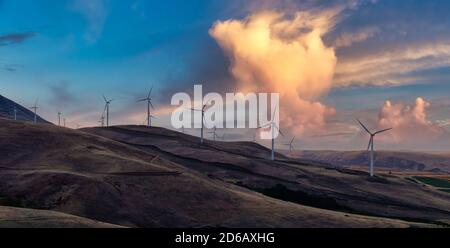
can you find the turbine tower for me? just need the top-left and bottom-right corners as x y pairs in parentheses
(138, 86), (155, 127)
(285, 136), (295, 152)
(357, 119), (392, 177)
(99, 115), (105, 127)
(259, 105), (284, 161)
(191, 103), (209, 144)
(57, 112), (62, 126)
(29, 98), (39, 124)
(102, 95), (113, 127)
(13, 105), (17, 120)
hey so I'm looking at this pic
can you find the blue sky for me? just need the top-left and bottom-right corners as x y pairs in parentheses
(1, 0), (450, 150)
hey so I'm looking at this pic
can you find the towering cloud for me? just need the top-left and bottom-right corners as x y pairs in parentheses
(377, 97), (444, 143)
(210, 10), (339, 135)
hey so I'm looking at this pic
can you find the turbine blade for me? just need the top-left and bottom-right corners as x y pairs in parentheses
(357, 119), (372, 134)
(271, 103), (278, 121)
(150, 101), (155, 109)
(374, 128), (393, 135)
(148, 85), (153, 98)
(290, 136), (295, 144)
(257, 123), (271, 129)
(137, 98), (147, 102)
(103, 94), (107, 102)
(274, 125), (285, 137)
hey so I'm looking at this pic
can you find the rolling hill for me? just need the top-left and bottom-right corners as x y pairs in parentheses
(294, 150), (450, 173)
(0, 206), (122, 228)
(0, 95), (50, 124)
(82, 125), (450, 226)
(0, 118), (448, 227)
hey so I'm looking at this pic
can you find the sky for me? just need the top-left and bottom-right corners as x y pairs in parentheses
(1, 0), (450, 151)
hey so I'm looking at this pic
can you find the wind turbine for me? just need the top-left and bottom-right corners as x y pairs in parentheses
(63, 118), (66, 127)
(102, 95), (113, 127)
(357, 119), (392, 177)
(138, 86), (155, 127)
(13, 104), (17, 120)
(259, 105), (284, 161)
(57, 112), (62, 126)
(208, 126), (221, 141)
(285, 136), (295, 152)
(99, 114), (105, 127)
(29, 98), (39, 124)
(191, 103), (209, 144)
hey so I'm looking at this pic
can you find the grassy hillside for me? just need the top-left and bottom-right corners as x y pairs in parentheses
(83, 125), (450, 226)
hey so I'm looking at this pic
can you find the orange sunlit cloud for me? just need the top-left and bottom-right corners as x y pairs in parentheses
(377, 97), (444, 143)
(210, 9), (340, 135)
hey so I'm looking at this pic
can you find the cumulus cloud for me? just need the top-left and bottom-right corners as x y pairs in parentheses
(377, 97), (445, 143)
(210, 9), (340, 135)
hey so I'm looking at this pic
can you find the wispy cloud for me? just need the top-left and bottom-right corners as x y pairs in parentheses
(69, 0), (109, 43)
(48, 81), (79, 108)
(335, 41), (450, 86)
(0, 32), (36, 46)
(0, 63), (23, 72)
(332, 26), (379, 48)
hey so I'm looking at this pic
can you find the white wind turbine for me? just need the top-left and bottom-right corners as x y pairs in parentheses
(102, 95), (113, 127)
(13, 104), (17, 120)
(208, 126), (218, 141)
(258, 105), (284, 161)
(208, 126), (224, 141)
(138, 86), (155, 127)
(57, 112), (62, 126)
(29, 98), (39, 124)
(190, 103), (209, 144)
(357, 119), (392, 177)
(99, 114), (105, 127)
(285, 136), (295, 152)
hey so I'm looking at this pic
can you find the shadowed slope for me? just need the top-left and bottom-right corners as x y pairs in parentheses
(0, 95), (50, 124)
